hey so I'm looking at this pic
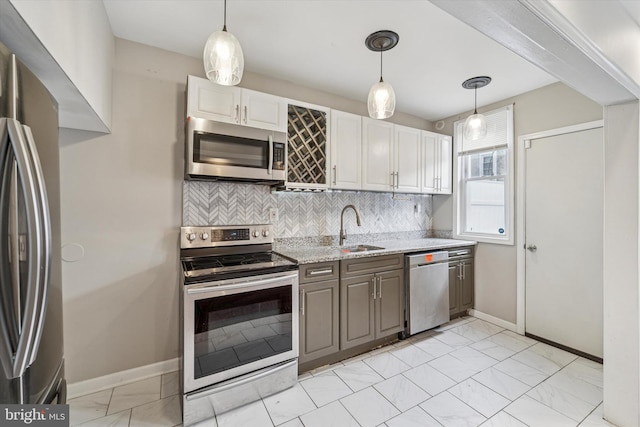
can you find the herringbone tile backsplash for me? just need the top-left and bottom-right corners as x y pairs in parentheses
(183, 181), (432, 238)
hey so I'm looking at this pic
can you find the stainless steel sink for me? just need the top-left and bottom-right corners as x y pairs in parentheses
(339, 244), (385, 253)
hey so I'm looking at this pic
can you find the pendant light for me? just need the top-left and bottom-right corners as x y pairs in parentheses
(462, 76), (491, 140)
(365, 30), (399, 120)
(203, 0), (244, 86)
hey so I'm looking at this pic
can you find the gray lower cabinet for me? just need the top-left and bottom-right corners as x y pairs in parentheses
(460, 259), (474, 311)
(375, 269), (405, 337)
(340, 255), (405, 350)
(340, 274), (375, 349)
(298, 261), (340, 365)
(449, 252), (474, 317)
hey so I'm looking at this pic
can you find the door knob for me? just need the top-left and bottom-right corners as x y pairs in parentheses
(526, 245), (537, 252)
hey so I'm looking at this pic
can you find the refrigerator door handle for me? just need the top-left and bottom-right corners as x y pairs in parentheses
(21, 124), (51, 369)
(0, 118), (17, 380)
(5, 118), (49, 378)
(9, 161), (20, 332)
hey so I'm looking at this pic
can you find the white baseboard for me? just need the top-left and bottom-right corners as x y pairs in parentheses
(469, 309), (518, 332)
(67, 358), (180, 400)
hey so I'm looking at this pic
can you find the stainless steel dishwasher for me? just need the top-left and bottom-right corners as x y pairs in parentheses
(405, 251), (450, 335)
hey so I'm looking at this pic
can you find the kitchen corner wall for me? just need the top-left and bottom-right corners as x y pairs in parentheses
(183, 181), (432, 237)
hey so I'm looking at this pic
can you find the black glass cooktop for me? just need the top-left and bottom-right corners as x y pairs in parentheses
(182, 251), (297, 283)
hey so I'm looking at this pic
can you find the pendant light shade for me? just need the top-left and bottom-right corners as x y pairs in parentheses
(462, 76), (491, 141)
(365, 30), (399, 120)
(368, 79), (396, 120)
(203, 0), (244, 86)
(463, 113), (487, 141)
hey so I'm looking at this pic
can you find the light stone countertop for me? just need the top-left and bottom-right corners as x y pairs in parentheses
(274, 238), (477, 264)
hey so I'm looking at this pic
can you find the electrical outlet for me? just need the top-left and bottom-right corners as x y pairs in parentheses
(269, 208), (278, 222)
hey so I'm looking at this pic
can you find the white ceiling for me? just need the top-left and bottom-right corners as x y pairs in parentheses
(102, 0), (558, 121)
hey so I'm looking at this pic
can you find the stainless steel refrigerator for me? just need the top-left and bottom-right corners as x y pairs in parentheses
(0, 41), (65, 404)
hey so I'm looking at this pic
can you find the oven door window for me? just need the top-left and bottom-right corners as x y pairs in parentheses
(193, 285), (292, 379)
(194, 132), (268, 169)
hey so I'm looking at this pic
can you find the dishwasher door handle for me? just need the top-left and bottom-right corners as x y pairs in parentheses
(411, 261), (449, 269)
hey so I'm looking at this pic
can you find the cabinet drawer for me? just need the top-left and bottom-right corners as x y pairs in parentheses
(299, 261), (339, 283)
(341, 254), (404, 278)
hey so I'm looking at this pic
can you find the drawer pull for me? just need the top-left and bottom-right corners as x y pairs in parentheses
(308, 269), (333, 276)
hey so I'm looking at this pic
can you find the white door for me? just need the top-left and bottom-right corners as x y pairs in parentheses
(524, 125), (603, 358)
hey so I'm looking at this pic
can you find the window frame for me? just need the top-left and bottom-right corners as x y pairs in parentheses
(453, 104), (515, 245)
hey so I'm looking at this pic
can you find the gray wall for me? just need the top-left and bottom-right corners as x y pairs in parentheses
(432, 82), (603, 323)
(59, 38), (432, 383)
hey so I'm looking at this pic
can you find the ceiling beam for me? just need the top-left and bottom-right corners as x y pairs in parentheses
(429, 0), (637, 106)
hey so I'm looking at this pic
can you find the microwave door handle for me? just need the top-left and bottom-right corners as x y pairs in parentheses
(268, 135), (273, 175)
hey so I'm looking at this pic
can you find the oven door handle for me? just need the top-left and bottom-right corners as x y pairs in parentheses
(186, 273), (297, 295)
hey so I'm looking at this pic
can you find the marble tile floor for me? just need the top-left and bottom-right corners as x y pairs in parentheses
(68, 316), (616, 427)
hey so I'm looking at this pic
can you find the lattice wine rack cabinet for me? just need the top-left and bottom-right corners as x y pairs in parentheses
(287, 104), (329, 188)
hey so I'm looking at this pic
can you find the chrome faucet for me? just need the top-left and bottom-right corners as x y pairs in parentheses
(340, 204), (362, 246)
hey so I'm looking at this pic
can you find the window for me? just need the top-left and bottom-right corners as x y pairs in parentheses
(454, 105), (514, 245)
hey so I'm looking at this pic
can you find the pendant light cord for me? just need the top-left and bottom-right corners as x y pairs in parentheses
(223, 0), (227, 31)
(473, 86), (478, 114)
(379, 48), (383, 83)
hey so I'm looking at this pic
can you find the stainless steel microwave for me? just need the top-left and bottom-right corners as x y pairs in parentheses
(185, 117), (287, 184)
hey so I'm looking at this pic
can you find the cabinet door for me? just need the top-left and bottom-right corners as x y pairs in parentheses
(422, 132), (453, 194)
(340, 275), (375, 350)
(460, 260), (474, 310)
(330, 110), (361, 190)
(299, 280), (340, 364)
(448, 263), (459, 315)
(438, 135), (453, 194)
(362, 118), (394, 191)
(394, 125), (421, 193)
(187, 75), (240, 124)
(241, 89), (287, 132)
(421, 132), (438, 193)
(374, 269), (405, 338)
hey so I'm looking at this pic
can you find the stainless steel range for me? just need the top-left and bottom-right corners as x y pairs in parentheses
(180, 224), (299, 426)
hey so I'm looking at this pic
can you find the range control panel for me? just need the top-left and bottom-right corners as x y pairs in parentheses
(180, 224), (273, 248)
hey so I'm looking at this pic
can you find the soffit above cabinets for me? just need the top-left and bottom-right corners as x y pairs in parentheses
(102, 0), (557, 121)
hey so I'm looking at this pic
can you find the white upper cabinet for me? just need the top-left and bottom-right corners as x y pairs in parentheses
(422, 131), (452, 194)
(241, 89), (287, 131)
(330, 110), (362, 190)
(187, 76), (241, 123)
(186, 75), (286, 132)
(393, 125), (422, 193)
(362, 118), (394, 191)
(439, 135), (452, 194)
